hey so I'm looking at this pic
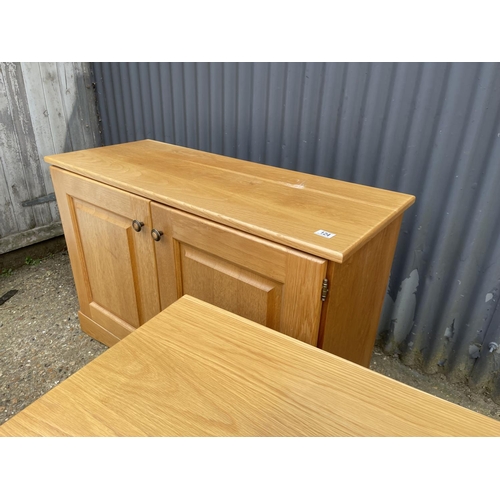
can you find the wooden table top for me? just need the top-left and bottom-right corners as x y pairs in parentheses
(46, 140), (415, 262)
(1, 295), (498, 437)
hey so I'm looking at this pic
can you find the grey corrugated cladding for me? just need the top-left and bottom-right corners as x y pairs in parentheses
(92, 62), (500, 400)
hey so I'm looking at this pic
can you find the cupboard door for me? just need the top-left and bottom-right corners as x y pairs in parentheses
(51, 167), (161, 345)
(151, 204), (327, 345)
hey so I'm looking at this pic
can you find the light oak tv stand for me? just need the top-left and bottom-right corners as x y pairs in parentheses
(47, 140), (415, 367)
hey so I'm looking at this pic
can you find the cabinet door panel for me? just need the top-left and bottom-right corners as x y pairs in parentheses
(180, 243), (283, 329)
(74, 199), (140, 327)
(51, 167), (161, 343)
(151, 203), (327, 345)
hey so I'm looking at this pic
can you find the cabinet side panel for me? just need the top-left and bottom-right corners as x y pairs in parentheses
(319, 215), (403, 366)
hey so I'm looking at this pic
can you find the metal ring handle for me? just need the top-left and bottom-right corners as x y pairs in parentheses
(151, 229), (164, 242)
(132, 220), (144, 232)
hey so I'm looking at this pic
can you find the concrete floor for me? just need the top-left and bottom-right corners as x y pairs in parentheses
(1, 248), (500, 427)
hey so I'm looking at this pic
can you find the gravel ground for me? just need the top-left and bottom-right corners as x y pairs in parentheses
(0, 251), (107, 425)
(1, 249), (500, 428)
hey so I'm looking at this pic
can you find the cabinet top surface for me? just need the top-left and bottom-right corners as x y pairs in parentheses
(1, 295), (498, 437)
(46, 140), (415, 262)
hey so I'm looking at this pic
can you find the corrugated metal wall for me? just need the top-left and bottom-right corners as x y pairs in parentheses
(92, 62), (500, 400)
(0, 62), (101, 254)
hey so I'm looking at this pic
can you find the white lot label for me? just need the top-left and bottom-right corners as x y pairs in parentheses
(314, 229), (335, 239)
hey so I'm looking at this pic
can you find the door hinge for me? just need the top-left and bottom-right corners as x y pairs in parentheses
(321, 278), (329, 302)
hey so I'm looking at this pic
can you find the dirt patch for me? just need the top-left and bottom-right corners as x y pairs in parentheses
(370, 348), (500, 421)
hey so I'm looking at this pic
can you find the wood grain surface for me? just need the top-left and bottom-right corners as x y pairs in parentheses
(1, 296), (499, 437)
(46, 140), (415, 263)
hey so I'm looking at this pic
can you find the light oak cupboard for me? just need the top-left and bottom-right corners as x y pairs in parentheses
(47, 140), (415, 366)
